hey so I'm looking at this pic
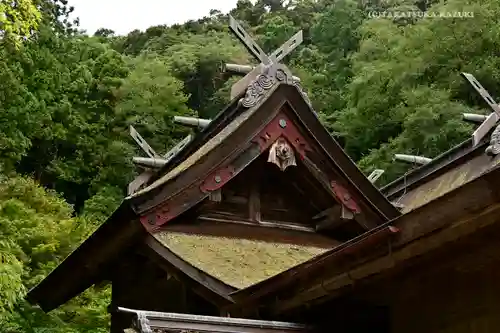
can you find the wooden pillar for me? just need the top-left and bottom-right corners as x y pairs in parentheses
(110, 282), (133, 333)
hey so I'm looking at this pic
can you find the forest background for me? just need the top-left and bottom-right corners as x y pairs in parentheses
(0, 0), (498, 331)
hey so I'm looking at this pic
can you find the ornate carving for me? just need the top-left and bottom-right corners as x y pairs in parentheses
(486, 124), (500, 156)
(238, 63), (316, 116)
(253, 113), (313, 159)
(240, 65), (276, 108)
(268, 137), (297, 171)
(138, 113), (312, 231)
(239, 64), (296, 108)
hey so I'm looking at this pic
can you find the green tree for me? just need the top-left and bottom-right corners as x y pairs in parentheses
(0, 0), (41, 45)
(0, 175), (109, 333)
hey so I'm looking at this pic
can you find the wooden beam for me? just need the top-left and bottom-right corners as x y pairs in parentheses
(197, 215), (315, 232)
(164, 219), (340, 249)
(26, 204), (144, 312)
(248, 173), (261, 222)
(301, 156), (377, 230)
(314, 205), (354, 231)
(118, 307), (317, 333)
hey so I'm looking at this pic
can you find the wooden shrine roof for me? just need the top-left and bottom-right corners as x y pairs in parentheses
(27, 78), (400, 313)
(224, 162), (500, 317)
(128, 82), (400, 223)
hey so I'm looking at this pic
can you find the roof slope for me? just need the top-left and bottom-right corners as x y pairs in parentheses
(382, 136), (500, 213)
(156, 232), (328, 289)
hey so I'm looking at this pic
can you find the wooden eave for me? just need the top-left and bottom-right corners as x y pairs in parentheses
(26, 210), (239, 312)
(26, 93), (251, 313)
(382, 136), (490, 200)
(145, 91), (247, 187)
(26, 203), (144, 312)
(227, 164), (500, 316)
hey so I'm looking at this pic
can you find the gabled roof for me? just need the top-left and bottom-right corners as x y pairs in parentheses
(27, 70), (400, 313)
(128, 80), (399, 228)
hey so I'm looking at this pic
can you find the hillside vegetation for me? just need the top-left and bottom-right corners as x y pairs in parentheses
(1, 0), (499, 331)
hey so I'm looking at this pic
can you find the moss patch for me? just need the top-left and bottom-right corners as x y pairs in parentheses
(154, 232), (329, 289)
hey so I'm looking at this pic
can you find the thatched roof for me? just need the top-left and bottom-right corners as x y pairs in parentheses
(154, 231), (330, 289)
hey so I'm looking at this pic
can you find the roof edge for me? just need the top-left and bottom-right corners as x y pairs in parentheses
(26, 202), (144, 312)
(282, 84), (401, 221)
(144, 235), (237, 301)
(382, 137), (489, 199)
(143, 91), (247, 188)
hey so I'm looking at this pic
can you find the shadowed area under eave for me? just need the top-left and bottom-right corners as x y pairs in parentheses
(154, 231), (330, 289)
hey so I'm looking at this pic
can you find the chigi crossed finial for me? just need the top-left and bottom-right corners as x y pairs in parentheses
(461, 73), (500, 149)
(227, 15), (312, 109)
(228, 15), (303, 66)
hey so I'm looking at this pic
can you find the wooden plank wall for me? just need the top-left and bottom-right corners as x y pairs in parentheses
(384, 223), (500, 333)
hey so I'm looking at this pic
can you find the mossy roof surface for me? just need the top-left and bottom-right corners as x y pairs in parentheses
(154, 231), (330, 289)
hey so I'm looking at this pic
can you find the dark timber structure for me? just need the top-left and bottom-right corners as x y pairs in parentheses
(28, 18), (500, 333)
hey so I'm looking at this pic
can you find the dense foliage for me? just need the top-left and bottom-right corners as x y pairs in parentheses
(1, 0), (498, 331)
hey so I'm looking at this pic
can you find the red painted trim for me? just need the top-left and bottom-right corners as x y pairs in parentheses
(330, 181), (361, 214)
(252, 113), (312, 159)
(139, 184), (206, 231)
(140, 201), (175, 229)
(139, 112), (317, 230)
(200, 165), (236, 193)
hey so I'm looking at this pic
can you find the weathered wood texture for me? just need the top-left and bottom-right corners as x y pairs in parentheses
(110, 249), (224, 332)
(196, 153), (330, 230)
(228, 165), (500, 315)
(388, 225), (500, 333)
(133, 85), (398, 231)
(119, 307), (318, 333)
(393, 152), (500, 213)
(274, 201), (500, 332)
